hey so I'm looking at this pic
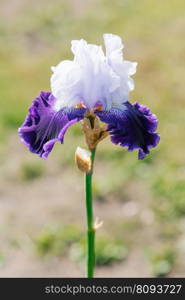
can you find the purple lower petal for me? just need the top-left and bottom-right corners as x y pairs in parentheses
(18, 91), (86, 158)
(96, 101), (160, 159)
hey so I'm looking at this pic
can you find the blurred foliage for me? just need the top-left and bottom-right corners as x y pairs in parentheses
(95, 237), (128, 265)
(145, 246), (176, 277)
(19, 161), (45, 181)
(159, 222), (181, 241)
(35, 224), (128, 266)
(112, 218), (143, 237)
(70, 235), (128, 266)
(152, 169), (185, 219)
(35, 225), (82, 257)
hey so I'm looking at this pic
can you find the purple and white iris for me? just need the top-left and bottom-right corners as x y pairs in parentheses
(18, 34), (160, 159)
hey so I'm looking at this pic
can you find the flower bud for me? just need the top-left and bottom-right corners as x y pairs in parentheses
(75, 147), (92, 173)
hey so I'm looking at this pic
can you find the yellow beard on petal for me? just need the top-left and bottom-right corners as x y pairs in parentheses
(75, 103), (87, 109)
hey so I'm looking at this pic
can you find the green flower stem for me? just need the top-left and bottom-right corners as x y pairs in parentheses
(85, 148), (96, 278)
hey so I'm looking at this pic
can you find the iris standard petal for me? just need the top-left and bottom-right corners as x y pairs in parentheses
(96, 101), (160, 159)
(18, 91), (86, 158)
(51, 34), (136, 111)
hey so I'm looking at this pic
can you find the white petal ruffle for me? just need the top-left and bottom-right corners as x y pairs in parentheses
(51, 34), (137, 111)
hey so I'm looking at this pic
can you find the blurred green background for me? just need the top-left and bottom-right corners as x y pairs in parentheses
(0, 0), (185, 277)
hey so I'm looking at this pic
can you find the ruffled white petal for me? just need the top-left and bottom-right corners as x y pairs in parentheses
(104, 33), (124, 62)
(51, 34), (137, 111)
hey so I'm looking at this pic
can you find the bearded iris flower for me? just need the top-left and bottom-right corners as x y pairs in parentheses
(18, 34), (160, 277)
(19, 34), (159, 159)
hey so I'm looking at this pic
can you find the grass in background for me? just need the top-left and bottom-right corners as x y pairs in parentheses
(35, 225), (128, 267)
(35, 225), (82, 257)
(145, 246), (177, 277)
(70, 235), (128, 267)
(19, 161), (45, 181)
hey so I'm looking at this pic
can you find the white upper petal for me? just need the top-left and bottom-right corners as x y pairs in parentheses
(104, 33), (124, 62)
(51, 34), (137, 111)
